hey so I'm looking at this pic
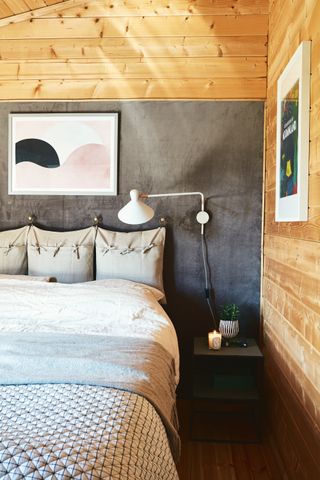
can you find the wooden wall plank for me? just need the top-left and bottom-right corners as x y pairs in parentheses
(263, 276), (320, 351)
(264, 340), (320, 480)
(0, 57), (267, 80)
(0, 36), (268, 60)
(263, 1), (320, 473)
(263, 307), (320, 423)
(264, 234), (320, 279)
(264, 212), (320, 243)
(264, 257), (320, 315)
(0, 15), (269, 39)
(264, 329), (320, 451)
(0, 77), (266, 100)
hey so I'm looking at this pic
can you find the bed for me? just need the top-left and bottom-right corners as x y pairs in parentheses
(0, 277), (180, 479)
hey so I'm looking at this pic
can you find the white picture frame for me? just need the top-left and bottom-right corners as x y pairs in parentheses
(8, 112), (118, 196)
(275, 41), (311, 222)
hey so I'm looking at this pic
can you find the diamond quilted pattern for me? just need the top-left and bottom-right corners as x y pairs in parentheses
(0, 384), (178, 479)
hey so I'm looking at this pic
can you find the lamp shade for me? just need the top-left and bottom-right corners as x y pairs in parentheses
(118, 189), (155, 225)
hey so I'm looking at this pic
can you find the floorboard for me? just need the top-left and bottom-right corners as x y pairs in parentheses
(176, 400), (281, 480)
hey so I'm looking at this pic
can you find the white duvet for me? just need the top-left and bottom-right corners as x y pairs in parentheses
(0, 278), (179, 383)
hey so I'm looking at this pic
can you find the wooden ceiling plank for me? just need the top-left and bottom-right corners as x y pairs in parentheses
(44, 0), (269, 17)
(24, 0), (47, 9)
(0, 4), (14, 20)
(3, 0), (30, 15)
(0, 0), (87, 27)
(44, 0), (66, 5)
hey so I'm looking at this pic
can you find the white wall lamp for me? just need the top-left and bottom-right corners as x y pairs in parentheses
(118, 189), (210, 234)
(118, 188), (217, 329)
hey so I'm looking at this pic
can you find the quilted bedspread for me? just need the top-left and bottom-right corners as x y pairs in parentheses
(0, 279), (180, 480)
(0, 384), (179, 479)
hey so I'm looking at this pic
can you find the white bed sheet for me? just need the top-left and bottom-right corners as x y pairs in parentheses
(0, 278), (179, 383)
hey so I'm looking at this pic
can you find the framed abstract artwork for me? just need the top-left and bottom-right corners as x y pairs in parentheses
(275, 41), (311, 222)
(8, 113), (118, 195)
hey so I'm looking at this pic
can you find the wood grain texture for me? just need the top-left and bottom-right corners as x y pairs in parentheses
(263, 339), (320, 480)
(0, 57), (267, 79)
(0, 0), (70, 20)
(0, 16), (268, 39)
(262, 0), (320, 476)
(0, 0), (268, 100)
(177, 400), (277, 480)
(263, 276), (320, 352)
(0, 78), (267, 100)
(48, 0), (270, 17)
(0, 36), (268, 60)
(263, 302), (320, 420)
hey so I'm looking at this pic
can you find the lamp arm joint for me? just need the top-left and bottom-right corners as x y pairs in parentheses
(141, 191), (205, 211)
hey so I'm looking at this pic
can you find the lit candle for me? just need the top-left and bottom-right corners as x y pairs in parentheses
(208, 330), (222, 350)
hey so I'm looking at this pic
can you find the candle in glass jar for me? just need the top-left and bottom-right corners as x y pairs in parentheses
(208, 330), (222, 350)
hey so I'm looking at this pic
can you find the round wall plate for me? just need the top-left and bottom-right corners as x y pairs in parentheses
(196, 211), (210, 224)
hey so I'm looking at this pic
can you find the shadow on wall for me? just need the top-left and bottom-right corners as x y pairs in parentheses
(0, 101), (264, 397)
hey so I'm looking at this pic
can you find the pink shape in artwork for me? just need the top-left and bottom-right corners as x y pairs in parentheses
(15, 144), (110, 190)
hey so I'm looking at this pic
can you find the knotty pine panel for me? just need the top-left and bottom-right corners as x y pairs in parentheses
(264, 341), (320, 480)
(263, 277), (320, 351)
(264, 257), (320, 316)
(0, 0), (268, 100)
(264, 326), (320, 441)
(3, 1), (33, 15)
(264, 234), (320, 278)
(263, 302), (320, 409)
(0, 4), (14, 19)
(264, 190), (320, 242)
(0, 77), (266, 100)
(0, 0), (68, 19)
(0, 16), (268, 39)
(309, 136), (320, 175)
(45, 0), (65, 4)
(49, 0), (269, 17)
(262, 0), (320, 474)
(264, 211), (320, 242)
(0, 57), (267, 80)
(0, 36), (268, 60)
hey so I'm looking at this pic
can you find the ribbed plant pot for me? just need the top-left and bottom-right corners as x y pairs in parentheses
(219, 320), (239, 338)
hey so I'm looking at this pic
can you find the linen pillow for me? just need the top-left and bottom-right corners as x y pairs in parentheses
(95, 227), (166, 294)
(28, 226), (95, 283)
(0, 274), (56, 282)
(0, 226), (28, 275)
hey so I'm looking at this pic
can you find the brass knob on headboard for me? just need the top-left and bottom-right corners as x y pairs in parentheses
(27, 214), (36, 225)
(93, 215), (102, 226)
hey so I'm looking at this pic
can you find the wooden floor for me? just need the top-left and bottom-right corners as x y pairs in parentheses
(176, 401), (280, 480)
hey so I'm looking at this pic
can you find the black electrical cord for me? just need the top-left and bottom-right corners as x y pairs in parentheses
(201, 233), (218, 331)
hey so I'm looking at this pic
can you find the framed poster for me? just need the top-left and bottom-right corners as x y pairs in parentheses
(275, 41), (311, 222)
(8, 113), (118, 195)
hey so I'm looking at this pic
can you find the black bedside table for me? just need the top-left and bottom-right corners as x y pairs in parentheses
(191, 337), (264, 443)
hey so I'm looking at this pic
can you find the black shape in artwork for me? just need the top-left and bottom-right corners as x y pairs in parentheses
(15, 139), (60, 168)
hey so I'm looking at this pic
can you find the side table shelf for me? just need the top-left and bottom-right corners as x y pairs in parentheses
(191, 337), (264, 443)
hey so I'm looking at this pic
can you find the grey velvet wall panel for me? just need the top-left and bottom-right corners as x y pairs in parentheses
(0, 101), (264, 394)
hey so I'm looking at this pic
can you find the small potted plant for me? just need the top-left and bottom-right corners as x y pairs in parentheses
(219, 304), (240, 338)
